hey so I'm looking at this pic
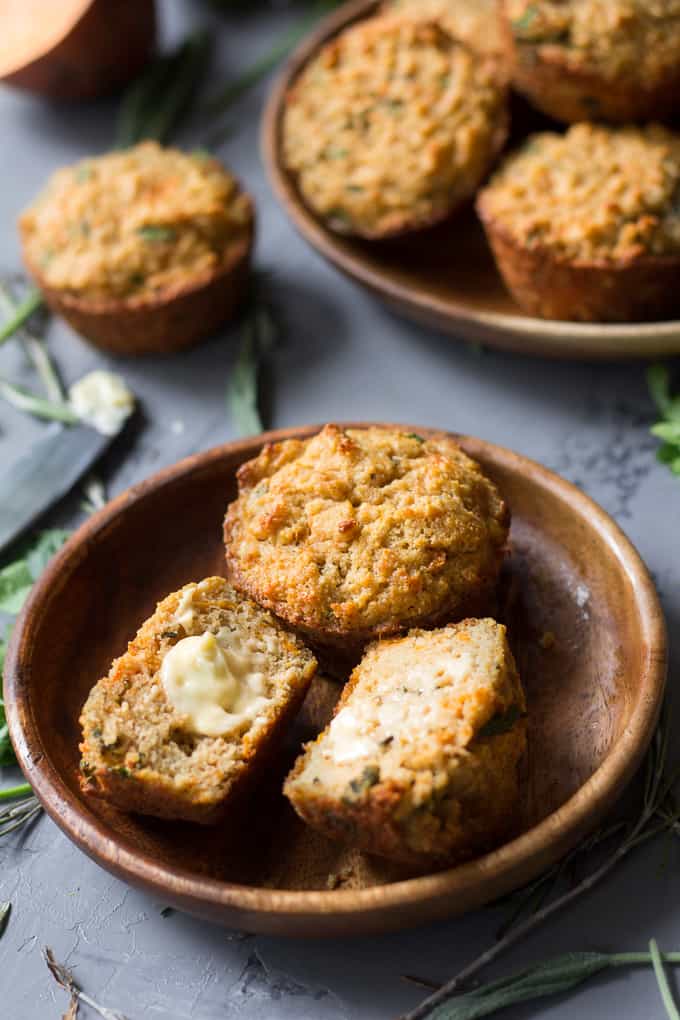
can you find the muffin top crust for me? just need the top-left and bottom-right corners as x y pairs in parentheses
(505, 0), (680, 83)
(224, 425), (509, 641)
(19, 141), (253, 301)
(478, 123), (680, 262)
(385, 0), (504, 60)
(282, 16), (507, 238)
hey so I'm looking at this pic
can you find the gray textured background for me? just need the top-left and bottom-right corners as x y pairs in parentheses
(1, 2), (679, 1017)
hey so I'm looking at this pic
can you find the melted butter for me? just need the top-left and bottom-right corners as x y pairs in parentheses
(174, 587), (197, 630)
(69, 370), (135, 436)
(160, 630), (269, 738)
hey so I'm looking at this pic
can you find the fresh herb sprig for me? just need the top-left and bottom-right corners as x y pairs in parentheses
(44, 947), (129, 1020)
(405, 714), (680, 1019)
(116, 30), (211, 148)
(0, 288), (42, 347)
(648, 364), (680, 475)
(227, 281), (278, 436)
(407, 947), (680, 1020)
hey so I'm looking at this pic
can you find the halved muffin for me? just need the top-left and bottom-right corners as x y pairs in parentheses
(79, 577), (316, 823)
(282, 16), (508, 239)
(501, 0), (680, 124)
(477, 123), (680, 322)
(284, 619), (526, 866)
(224, 425), (509, 661)
(19, 142), (254, 355)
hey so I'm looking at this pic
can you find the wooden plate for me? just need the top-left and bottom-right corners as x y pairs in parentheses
(4, 425), (666, 936)
(262, 0), (680, 360)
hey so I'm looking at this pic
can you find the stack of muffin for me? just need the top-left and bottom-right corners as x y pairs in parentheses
(282, 0), (680, 323)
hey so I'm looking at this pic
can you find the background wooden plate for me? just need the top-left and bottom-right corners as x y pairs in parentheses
(4, 425), (666, 936)
(262, 0), (680, 360)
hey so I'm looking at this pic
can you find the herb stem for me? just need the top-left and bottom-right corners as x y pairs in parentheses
(0, 376), (78, 425)
(0, 284), (64, 403)
(0, 288), (42, 346)
(650, 940), (680, 1020)
(0, 783), (32, 801)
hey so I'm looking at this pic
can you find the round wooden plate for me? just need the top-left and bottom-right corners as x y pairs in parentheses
(5, 425), (666, 936)
(262, 0), (680, 360)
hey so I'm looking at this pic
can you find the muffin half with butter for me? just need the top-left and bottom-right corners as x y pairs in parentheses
(79, 577), (316, 823)
(224, 425), (509, 663)
(19, 142), (254, 355)
(282, 16), (508, 239)
(477, 123), (680, 322)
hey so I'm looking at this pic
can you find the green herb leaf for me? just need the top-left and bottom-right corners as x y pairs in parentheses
(348, 765), (380, 797)
(25, 529), (71, 581)
(477, 705), (523, 739)
(0, 560), (33, 614)
(0, 376), (78, 425)
(137, 225), (177, 243)
(0, 902), (10, 940)
(511, 5), (538, 35)
(405, 433), (425, 442)
(0, 288), (43, 347)
(648, 364), (680, 478)
(650, 940), (680, 1020)
(227, 284), (278, 437)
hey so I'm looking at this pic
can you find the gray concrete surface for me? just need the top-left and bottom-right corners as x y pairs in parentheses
(0, 2), (679, 1017)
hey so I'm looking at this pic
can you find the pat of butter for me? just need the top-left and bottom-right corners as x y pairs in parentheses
(160, 631), (269, 738)
(174, 587), (196, 630)
(69, 370), (135, 436)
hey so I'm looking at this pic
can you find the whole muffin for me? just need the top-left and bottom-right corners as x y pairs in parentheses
(285, 619), (526, 866)
(501, 0), (680, 124)
(383, 0), (506, 65)
(224, 425), (510, 661)
(19, 142), (254, 355)
(477, 123), (680, 322)
(282, 16), (508, 239)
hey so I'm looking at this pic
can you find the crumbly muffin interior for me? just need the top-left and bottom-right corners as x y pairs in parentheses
(79, 577), (316, 805)
(282, 16), (507, 236)
(479, 123), (680, 261)
(20, 142), (253, 301)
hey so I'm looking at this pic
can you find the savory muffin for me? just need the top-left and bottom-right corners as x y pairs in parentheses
(501, 0), (680, 124)
(282, 16), (508, 238)
(477, 123), (680, 321)
(79, 577), (316, 823)
(20, 142), (254, 355)
(384, 0), (505, 64)
(284, 619), (526, 865)
(224, 425), (509, 660)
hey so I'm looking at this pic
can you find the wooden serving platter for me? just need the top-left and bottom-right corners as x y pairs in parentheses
(4, 425), (666, 935)
(261, 0), (680, 360)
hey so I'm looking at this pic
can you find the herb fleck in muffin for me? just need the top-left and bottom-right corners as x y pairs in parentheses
(282, 16), (508, 239)
(224, 425), (509, 660)
(284, 619), (526, 865)
(501, 0), (680, 123)
(384, 0), (505, 64)
(19, 142), (254, 354)
(79, 577), (316, 823)
(477, 123), (680, 322)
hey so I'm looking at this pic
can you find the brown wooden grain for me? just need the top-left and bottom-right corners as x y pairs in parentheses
(261, 0), (680, 360)
(3, 425), (666, 936)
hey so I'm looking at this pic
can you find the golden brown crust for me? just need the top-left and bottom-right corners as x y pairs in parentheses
(500, 0), (680, 123)
(23, 225), (253, 356)
(224, 426), (510, 659)
(478, 201), (680, 322)
(282, 16), (509, 240)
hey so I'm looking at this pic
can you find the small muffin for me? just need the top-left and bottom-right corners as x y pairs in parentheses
(79, 577), (316, 823)
(282, 16), (508, 239)
(284, 619), (526, 866)
(501, 0), (680, 124)
(477, 123), (680, 322)
(224, 425), (509, 660)
(383, 0), (506, 66)
(19, 142), (254, 355)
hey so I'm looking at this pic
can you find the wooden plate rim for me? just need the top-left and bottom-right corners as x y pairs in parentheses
(261, 0), (680, 359)
(4, 424), (667, 925)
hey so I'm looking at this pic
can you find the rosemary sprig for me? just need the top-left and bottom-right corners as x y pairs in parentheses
(116, 30), (211, 148)
(405, 715), (680, 1019)
(227, 283), (277, 436)
(0, 282), (63, 403)
(0, 794), (41, 837)
(44, 947), (129, 1020)
(416, 949), (680, 1020)
(0, 288), (42, 346)
(651, 940), (680, 1020)
(0, 376), (78, 425)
